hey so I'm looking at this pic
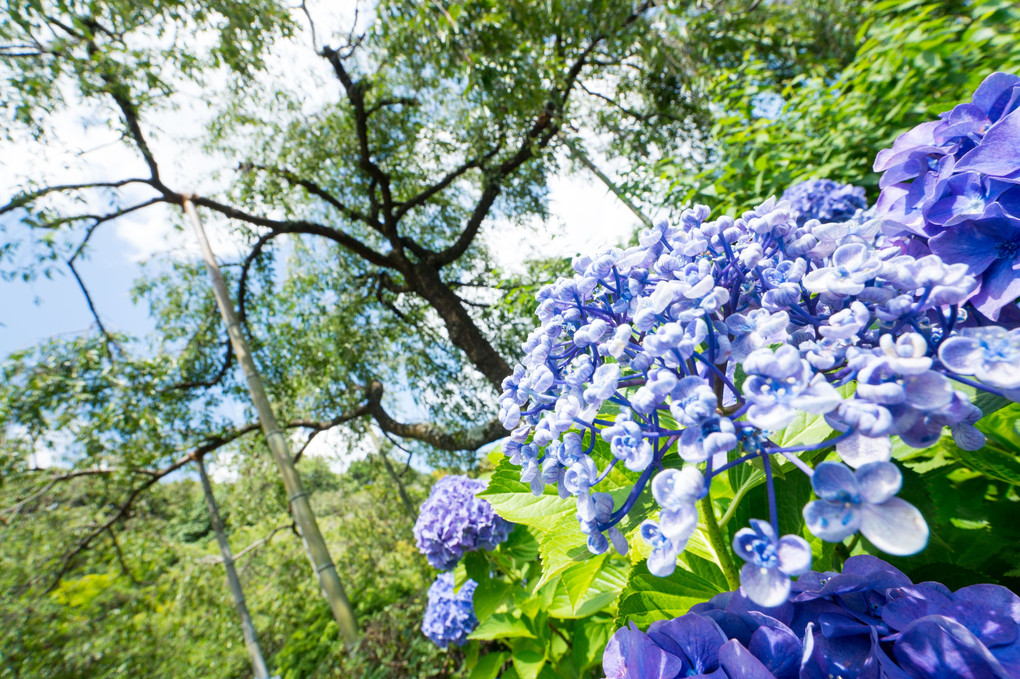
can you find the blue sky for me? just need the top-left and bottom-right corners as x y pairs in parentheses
(1, 221), (154, 357)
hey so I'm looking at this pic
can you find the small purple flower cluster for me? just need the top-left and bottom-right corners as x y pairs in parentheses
(497, 74), (1020, 608)
(413, 475), (513, 571)
(603, 555), (1020, 679)
(421, 572), (478, 648)
(875, 72), (1020, 320)
(781, 179), (868, 227)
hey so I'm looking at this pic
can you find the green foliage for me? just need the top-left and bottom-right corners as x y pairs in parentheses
(0, 456), (439, 678)
(665, 0), (1020, 214)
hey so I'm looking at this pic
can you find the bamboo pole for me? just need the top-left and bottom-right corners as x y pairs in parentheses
(183, 198), (359, 645)
(196, 457), (271, 678)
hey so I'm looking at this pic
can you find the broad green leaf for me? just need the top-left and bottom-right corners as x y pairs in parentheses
(616, 560), (729, 628)
(512, 649), (546, 679)
(548, 557), (630, 619)
(560, 552), (609, 608)
(473, 578), (512, 621)
(572, 617), (615, 674)
(468, 652), (509, 679)
(468, 613), (536, 641)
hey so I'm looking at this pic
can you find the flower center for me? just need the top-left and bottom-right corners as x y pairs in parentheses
(752, 539), (778, 568)
(996, 239), (1020, 260)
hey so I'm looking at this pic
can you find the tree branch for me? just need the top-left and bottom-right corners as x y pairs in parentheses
(240, 163), (382, 232)
(188, 194), (396, 270)
(365, 380), (504, 451)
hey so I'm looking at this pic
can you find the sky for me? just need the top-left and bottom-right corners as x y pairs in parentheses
(0, 1), (656, 475)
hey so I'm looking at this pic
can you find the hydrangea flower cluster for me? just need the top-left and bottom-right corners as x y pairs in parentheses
(421, 572), (478, 648)
(413, 475), (513, 571)
(603, 555), (1020, 679)
(781, 178), (868, 226)
(874, 72), (1020, 320)
(497, 72), (1020, 610)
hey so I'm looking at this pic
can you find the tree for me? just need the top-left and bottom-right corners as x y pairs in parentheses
(0, 0), (703, 660)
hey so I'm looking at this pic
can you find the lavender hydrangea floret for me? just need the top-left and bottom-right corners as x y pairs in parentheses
(421, 572), (478, 648)
(413, 475), (513, 571)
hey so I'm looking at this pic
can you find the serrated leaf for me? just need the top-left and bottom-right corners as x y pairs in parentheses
(549, 557), (630, 619)
(616, 560), (729, 628)
(560, 552), (609, 608)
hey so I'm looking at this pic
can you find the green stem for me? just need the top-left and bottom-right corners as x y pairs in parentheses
(700, 494), (740, 590)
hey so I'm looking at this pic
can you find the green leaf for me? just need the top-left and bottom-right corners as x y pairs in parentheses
(512, 649), (546, 679)
(560, 552), (609, 608)
(616, 559), (729, 628)
(473, 578), (512, 621)
(468, 652), (509, 679)
(548, 557), (630, 619)
(944, 439), (1020, 485)
(468, 613), (536, 641)
(572, 617), (615, 673)
(464, 550), (489, 584)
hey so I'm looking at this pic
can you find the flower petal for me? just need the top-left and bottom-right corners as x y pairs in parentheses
(811, 461), (860, 502)
(740, 563), (792, 608)
(777, 535), (812, 576)
(837, 432), (892, 468)
(718, 639), (778, 679)
(804, 499), (861, 543)
(855, 461), (902, 504)
(860, 497), (929, 556)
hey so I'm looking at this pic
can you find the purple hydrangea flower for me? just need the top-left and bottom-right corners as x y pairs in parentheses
(802, 461), (928, 555)
(421, 572), (477, 648)
(781, 178), (868, 227)
(874, 71), (1020, 319)
(413, 475), (513, 571)
(606, 555), (1020, 679)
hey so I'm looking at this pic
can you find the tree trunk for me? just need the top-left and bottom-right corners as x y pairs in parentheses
(184, 198), (359, 646)
(196, 457), (270, 679)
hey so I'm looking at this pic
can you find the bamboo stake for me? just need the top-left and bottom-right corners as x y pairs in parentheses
(183, 198), (359, 645)
(196, 457), (271, 678)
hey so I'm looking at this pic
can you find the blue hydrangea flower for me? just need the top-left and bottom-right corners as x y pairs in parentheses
(802, 461), (928, 555)
(421, 572), (477, 648)
(496, 117), (1013, 584)
(939, 326), (1020, 388)
(781, 178), (868, 227)
(733, 519), (812, 608)
(413, 475), (514, 571)
(742, 345), (842, 431)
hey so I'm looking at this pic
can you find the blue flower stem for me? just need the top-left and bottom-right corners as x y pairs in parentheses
(763, 453), (779, 537)
(943, 372), (1009, 398)
(699, 493), (740, 590)
(777, 449), (815, 476)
